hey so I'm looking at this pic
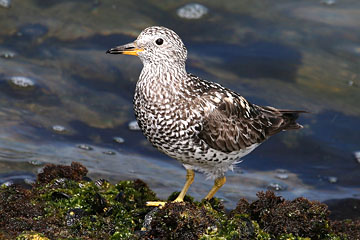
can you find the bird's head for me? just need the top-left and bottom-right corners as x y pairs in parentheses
(107, 26), (187, 66)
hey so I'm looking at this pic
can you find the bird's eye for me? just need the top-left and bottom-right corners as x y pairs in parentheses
(155, 38), (164, 45)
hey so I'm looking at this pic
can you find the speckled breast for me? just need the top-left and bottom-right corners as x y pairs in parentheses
(133, 85), (203, 162)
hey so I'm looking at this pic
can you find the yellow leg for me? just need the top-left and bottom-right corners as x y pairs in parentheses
(146, 169), (195, 207)
(173, 169), (195, 202)
(204, 176), (226, 200)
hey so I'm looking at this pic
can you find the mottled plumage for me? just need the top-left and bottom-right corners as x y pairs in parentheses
(107, 26), (304, 203)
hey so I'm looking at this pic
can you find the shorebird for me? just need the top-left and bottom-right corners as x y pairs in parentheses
(107, 26), (304, 207)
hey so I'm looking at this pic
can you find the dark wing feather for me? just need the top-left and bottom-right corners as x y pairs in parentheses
(197, 92), (304, 153)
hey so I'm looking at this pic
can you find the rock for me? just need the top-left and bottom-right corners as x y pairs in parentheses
(328, 176), (338, 184)
(8, 76), (35, 88)
(52, 125), (66, 133)
(177, 3), (208, 19)
(113, 136), (125, 144)
(0, 50), (15, 58)
(77, 144), (93, 151)
(354, 151), (360, 164)
(128, 120), (141, 131)
(267, 182), (287, 191)
(0, 0), (11, 8)
(321, 0), (336, 5)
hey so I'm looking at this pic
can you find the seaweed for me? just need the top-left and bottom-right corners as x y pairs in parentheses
(0, 162), (357, 240)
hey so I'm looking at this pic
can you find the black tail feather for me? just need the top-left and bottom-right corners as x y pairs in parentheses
(260, 107), (308, 136)
(279, 110), (308, 130)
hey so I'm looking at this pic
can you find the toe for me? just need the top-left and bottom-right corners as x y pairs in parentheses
(146, 201), (167, 208)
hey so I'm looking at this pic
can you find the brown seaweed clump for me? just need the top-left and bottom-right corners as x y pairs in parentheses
(0, 185), (48, 239)
(331, 220), (360, 239)
(142, 202), (218, 239)
(232, 191), (330, 239)
(36, 161), (88, 184)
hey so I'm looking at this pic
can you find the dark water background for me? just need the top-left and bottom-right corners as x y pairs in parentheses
(0, 0), (359, 208)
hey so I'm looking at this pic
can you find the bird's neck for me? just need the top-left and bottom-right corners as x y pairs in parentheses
(136, 62), (188, 102)
(139, 61), (187, 87)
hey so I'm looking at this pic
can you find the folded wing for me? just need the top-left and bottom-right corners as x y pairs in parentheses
(197, 91), (304, 153)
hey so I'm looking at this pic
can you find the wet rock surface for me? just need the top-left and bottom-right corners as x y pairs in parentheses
(325, 198), (360, 221)
(0, 162), (358, 239)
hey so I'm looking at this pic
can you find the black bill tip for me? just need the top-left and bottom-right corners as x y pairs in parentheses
(106, 48), (121, 54)
(106, 43), (140, 56)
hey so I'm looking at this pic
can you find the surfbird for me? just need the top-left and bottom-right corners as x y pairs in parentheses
(107, 26), (304, 207)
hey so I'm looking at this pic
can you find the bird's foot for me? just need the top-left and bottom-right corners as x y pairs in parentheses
(146, 198), (185, 208)
(146, 201), (167, 208)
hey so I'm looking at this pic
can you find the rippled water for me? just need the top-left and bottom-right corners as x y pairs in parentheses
(0, 0), (359, 208)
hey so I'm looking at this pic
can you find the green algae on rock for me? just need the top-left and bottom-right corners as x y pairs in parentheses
(16, 232), (50, 240)
(0, 162), (358, 239)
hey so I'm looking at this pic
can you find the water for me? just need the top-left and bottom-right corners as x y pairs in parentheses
(0, 0), (359, 208)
